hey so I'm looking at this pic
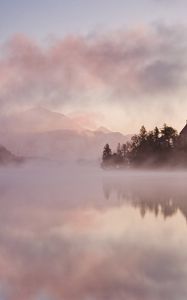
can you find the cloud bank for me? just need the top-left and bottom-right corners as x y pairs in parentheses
(0, 23), (187, 131)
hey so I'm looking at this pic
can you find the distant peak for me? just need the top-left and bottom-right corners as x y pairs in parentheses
(24, 106), (66, 117)
(96, 126), (111, 133)
(27, 106), (52, 113)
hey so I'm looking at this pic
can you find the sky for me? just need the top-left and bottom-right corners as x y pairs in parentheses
(0, 0), (187, 133)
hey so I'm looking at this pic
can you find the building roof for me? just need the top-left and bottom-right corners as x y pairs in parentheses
(180, 123), (187, 136)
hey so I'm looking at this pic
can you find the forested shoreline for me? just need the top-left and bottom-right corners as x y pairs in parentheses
(101, 124), (187, 169)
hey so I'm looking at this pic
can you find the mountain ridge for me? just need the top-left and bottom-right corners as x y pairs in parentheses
(0, 107), (131, 161)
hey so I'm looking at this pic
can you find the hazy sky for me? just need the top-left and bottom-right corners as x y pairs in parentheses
(1, 0), (187, 133)
(1, 0), (187, 41)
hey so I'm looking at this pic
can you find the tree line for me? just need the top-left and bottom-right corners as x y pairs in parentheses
(102, 124), (187, 168)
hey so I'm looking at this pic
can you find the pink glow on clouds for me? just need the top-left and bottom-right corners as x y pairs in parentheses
(0, 24), (187, 132)
(68, 111), (104, 130)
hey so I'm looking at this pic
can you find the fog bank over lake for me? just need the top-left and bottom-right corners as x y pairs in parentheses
(0, 161), (187, 300)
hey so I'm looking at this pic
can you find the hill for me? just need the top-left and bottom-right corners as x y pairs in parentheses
(0, 145), (22, 165)
(0, 107), (130, 161)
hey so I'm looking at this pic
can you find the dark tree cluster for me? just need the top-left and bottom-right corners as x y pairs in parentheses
(101, 124), (187, 168)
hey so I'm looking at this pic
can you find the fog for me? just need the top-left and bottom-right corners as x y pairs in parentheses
(1, 161), (187, 300)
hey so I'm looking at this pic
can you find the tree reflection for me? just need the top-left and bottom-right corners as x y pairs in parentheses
(102, 174), (187, 221)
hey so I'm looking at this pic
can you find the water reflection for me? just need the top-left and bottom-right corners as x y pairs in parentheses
(0, 164), (187, 299)
(103, 171), (187, 221)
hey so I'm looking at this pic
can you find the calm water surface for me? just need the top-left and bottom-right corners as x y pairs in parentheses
(0, 162), (187, 300)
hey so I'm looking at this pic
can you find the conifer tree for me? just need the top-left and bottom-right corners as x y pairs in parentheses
(102, 144), (112, 161)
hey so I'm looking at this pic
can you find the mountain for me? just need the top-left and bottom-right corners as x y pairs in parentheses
(0, 145), (22, 165)
(0, 130), (130, 161)
(96, 126), (111, 134)
(0, 107), (131, 161)
(0, 107), (83, 133)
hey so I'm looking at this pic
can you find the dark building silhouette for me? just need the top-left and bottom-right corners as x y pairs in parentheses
(180, 121), (187, 135)
(179, 121), (187, 144)
(179, 121), (187, 146)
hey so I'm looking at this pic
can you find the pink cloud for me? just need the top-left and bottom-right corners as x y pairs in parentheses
(0, 24), (186, 116)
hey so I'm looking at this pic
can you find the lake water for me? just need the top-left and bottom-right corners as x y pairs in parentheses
(0, 162), (187, 300)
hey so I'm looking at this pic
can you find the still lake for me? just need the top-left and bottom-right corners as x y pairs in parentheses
(0, 161), (187, 300)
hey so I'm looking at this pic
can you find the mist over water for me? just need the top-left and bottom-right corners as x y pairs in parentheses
(1, 161), (187, 300)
